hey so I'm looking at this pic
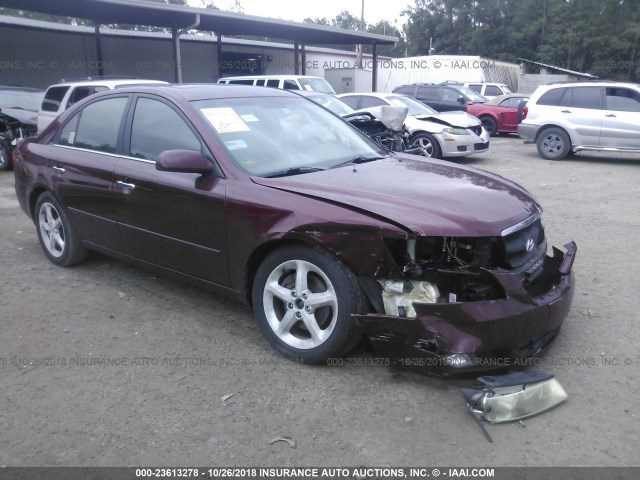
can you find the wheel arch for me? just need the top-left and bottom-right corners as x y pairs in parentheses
(28, 186), (50, 219)
(535, 124), (574, 147)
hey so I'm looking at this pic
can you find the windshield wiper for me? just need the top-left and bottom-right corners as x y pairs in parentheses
(262, 166), (325, 178)
(332, 155), (387, 169)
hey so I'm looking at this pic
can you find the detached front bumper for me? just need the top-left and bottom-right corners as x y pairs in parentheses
(356, 242), (577, 374)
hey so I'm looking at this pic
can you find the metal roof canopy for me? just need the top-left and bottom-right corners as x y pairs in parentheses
(0, 0), (398, 88)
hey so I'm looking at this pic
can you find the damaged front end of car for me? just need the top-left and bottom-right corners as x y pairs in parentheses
(0, 108), (37, 170)
(352, 212), (576, 374)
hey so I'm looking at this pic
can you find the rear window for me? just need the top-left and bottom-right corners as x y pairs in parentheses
(73, 97), (129, 153)
(41, 86), (69, 112)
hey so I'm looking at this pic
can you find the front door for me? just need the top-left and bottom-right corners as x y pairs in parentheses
(113, 95), (229, 286)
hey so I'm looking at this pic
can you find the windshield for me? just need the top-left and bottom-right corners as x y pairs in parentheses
(298, 78), (336, 94)
(386, 95), (438, 116)
(0, 89), (44, 111)
(306, 94), (354, 116)
(193, 96), (386, 177)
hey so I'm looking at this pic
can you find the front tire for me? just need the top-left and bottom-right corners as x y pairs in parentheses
(410, 132), (442, 158)
(35, 192), (86, 267)
(252, 245), (364, 364)
(537, 127), (571, 160)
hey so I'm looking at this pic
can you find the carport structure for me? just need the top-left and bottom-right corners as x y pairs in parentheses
(0, 0), (397, 90)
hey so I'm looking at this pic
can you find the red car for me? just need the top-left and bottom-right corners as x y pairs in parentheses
(13, 85), (575, 373)
(467, 93), (529, 136)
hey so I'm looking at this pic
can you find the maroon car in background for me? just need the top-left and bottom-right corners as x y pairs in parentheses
(13, 85), (575, 373)
(466, 93), (529, 136)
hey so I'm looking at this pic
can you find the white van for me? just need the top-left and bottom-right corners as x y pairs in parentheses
(463, 82), (513, 99)
(217, 75), (336, 94)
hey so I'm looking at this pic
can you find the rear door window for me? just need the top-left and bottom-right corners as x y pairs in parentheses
(567, 86), (602, 109)
(266, 80), (280, 88)
(537, 88), (566, 106)
(485, 85), (503, 97)
(41, 86), (69, 112)
(360, 96), (386, 108)
(394, 86), (415, 96)
(416, 86), (439, 101)
(73, 97), (129, 153)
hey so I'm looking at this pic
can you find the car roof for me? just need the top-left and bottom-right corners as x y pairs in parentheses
(99, 83), (299, 102)
(338, 92), (398, 99)
(46, 78), (168, 89)
(220, 75), (325, 81)
(541, 81), (640, 89)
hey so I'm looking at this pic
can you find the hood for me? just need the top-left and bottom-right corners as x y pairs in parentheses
(413, 110), (481, 128)
(0, 107), (37, 126)
(252, 157), (540, 237)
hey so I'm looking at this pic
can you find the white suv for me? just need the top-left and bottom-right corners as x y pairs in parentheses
(37, 77), (168, 132)
(518, 81), (640, 160)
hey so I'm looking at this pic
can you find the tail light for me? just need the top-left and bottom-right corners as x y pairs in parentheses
(522, 105), (528, 120)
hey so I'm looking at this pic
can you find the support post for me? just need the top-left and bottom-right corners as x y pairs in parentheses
(372, 43), (378, 92)
(94, 23), (104, 77)
(301, 44), (306, 75)
(171, 26), (182, 84)
(216, 34), (223, 80)
(294, 40), (300, 75)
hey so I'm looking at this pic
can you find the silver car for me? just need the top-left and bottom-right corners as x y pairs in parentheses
(518, 81), (640, 160)
(338, 92), (490, 159)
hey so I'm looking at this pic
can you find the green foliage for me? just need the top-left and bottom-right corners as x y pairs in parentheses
(402, 0), (640, 80)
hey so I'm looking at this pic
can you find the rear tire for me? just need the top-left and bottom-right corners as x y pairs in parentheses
(252, 245), (364, 364)
(537, 127), (571, 160)
(35, 192), (87, 266)
(480, 116), (498, 137)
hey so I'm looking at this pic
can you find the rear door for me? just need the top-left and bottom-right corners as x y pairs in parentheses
(113, 95), (229, 285)
(601, 86), (640, 149)
(47, 95), (130, 251)
(560, 86), (603, 146)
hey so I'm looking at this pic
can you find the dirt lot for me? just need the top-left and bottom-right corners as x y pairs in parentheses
(1, 136), (639, 468)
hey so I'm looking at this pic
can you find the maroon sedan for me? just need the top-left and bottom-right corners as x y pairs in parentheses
(467, 93), (529, 136)
(13, 85), (575, 373)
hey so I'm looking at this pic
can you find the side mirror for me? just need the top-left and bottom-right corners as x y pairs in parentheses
(457, 96), (466, 104)
(155, 150), (213, 175)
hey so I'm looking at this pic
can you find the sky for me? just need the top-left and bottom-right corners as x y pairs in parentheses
(187, 0), (411, 26)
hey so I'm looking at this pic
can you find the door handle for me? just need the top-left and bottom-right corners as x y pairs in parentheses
(605, 114), (617, 117)
(560, 110), (572, 113)
(116, 180), (136, 190)
(52, 166), (65, 174)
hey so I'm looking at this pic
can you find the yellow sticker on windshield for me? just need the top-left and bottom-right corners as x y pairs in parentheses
(240, 114), (259, 122)
(201, 107), (250, 133)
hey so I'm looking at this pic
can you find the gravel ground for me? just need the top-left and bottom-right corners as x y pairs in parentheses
(0, 136), (638, 467)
